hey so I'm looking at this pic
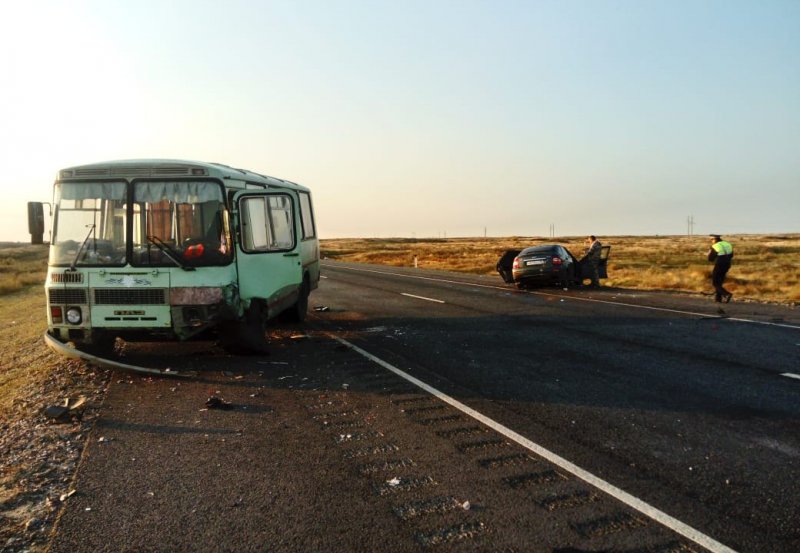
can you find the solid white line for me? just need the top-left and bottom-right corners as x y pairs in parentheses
(401, 292), (445, 304)
(323, 263), (800, 330)
(330, 334), (738, 553)
(781, 373), (800, 381)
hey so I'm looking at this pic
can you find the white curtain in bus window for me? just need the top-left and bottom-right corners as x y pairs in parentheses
(133, 181), (222, 203)
(59, 182), (126, 200)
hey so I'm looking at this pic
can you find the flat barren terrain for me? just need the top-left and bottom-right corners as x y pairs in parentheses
(321, 234), (800, 304)
(0, 235), (797, 551)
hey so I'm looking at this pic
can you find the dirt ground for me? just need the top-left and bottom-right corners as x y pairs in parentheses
(0, 286), (110, 552)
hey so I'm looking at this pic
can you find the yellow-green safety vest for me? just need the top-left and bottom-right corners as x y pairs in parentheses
(712, 240), (733, 255)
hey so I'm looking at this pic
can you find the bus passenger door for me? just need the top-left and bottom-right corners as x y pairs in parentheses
(234, 191), (302, 319)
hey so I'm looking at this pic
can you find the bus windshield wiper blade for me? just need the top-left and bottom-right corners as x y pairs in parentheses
(69, 224), (96, 271)
(146, 235), (195, 271)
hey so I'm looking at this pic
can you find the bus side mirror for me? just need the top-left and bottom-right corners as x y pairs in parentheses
(28, 202), (45, 245)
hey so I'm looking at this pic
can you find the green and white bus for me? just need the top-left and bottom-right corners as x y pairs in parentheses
(28, 159), (319, 353)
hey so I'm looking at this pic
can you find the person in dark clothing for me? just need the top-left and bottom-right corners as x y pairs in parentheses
(707, 234), (733, 303)
(581, 235), (602, 287)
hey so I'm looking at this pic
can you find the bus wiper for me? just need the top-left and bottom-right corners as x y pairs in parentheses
(69, 224), (96, 271)
(146, 235), (195, 271)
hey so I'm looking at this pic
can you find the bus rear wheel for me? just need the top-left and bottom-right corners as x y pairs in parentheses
(282, 278), (310, 323)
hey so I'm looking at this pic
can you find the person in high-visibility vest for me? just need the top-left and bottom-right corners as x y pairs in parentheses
(707, 234), (734, 303)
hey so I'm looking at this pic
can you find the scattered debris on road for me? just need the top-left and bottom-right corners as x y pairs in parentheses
(205, 396), (233, 410)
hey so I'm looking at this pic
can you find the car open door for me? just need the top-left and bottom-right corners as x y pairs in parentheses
(575, 245), (611, 282)
(598, 245), (611, 278)
(496, 249), (521, 283)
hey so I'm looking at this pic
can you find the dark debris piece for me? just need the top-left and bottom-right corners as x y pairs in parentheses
(205, 396), (233, 410)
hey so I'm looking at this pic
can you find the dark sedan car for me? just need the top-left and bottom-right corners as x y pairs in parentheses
(496, 244), (611, 288)
(510, 244), (578, 288)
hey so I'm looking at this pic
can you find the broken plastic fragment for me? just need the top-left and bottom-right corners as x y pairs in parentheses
(387, 477), (401, 487)
(205, 396), (233, 410)
(44, 405), (70, 421)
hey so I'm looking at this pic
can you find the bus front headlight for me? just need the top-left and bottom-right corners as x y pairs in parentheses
(65, 307), (82, 325)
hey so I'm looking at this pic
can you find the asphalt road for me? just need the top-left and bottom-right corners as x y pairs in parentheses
(50, 261), (800, 552)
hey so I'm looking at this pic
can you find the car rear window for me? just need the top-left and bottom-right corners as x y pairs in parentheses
(520, 246), (557, 255)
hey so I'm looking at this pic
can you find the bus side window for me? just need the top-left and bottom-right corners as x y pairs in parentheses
(298, 192), (316, 239)
(240, 195), (295, 252)
(268, 196), (294, 249)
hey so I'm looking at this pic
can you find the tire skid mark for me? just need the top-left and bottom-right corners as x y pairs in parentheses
(458, 438), (509, 453)
(415, 521), (488, 548)
(320, 419), (364, 430)
(325, 334), (738, 553)
(314, 337), (698, 552)
(416, 414), (463, 426)
(392, 496), (463, 521)
(572, 511), (650, 538)
(616, 540), (702, 553)
(336, 364), (490, 549)
(401, 404), (448, 415)
(334, 431), (384, 444)
(504, 469), (569, 489)
(312, 409), (359, 420)
(305, 400), (348, 411)
(392, 395), (435, 405)
(375, 475), (437, 496)
(435, 426), (489, 439)
(343, 443), (401, 459)
(477, 453), (536, 469)
(357, 458), (416, 476)
(538, 489), (601, 511)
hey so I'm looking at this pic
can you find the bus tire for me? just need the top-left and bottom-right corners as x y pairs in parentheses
(283, 277), (309, 323)
(220, 303), (269, 355)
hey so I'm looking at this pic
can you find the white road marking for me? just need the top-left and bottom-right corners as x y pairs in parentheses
(781, 373), (800, 381)
(331, 334), (738, 553)
(324, 264), (800, 331)
(401, 292), (445, 304)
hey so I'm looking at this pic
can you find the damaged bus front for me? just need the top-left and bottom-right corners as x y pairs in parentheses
(30, 159), (319, 353)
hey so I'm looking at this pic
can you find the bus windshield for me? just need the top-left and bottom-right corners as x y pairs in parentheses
(50, 181), (128, 266)
(132, 181), (231, 267)
(50, 180), (232, 268)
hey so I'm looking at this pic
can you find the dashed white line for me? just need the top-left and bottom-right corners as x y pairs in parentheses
(323, 263), (800, 330)
(401, 292), (445, 304)
(331, 334), (738, 553)
(781, 373), (800, 381)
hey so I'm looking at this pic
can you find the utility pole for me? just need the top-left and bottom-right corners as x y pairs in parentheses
(549, 223), (555, 238)
(687, 215), (695, 237)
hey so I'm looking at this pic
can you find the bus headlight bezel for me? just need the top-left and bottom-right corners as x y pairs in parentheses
(65, 307), (82, 325)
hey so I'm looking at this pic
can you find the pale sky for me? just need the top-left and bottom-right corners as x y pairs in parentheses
(1, 0), (798, 242)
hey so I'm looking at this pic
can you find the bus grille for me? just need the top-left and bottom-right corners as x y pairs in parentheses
(51, 272), (84, 284)
(94, 288), (167, 305)
(49, 289), (88, 304)
(70, 165), (202, 177)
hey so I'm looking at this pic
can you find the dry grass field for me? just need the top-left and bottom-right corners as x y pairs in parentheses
(0, 236), (796, 549)
(321, 234), (800, 305)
